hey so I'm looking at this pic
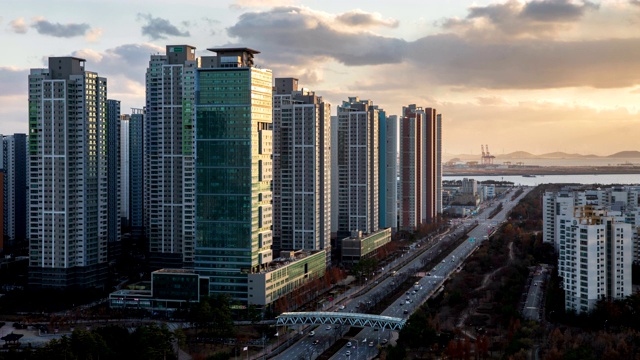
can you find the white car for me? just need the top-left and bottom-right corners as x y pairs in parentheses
(346, 350), (351, 356)
(347, 341), (352, 347)
(326, 325), (332, 330)
(339, 305), (345, 310)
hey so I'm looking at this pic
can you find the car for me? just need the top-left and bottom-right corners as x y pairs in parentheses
(339, 305), (345, 310)
(381, 339), (388, 345)
(346, 350), (351, 356)
(442, 260), (446, 263)
(313, 339), (320, 345)
(347, 341), (352, 348)
(403, 309), (409, 314)
(308, 331), (315, 337)
(326, 325), (332, 330)
(369, 341), (374, 347)
(399, 302), (403, 306)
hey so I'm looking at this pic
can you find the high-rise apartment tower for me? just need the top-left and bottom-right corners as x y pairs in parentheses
(272, 78), (331, 253)
(28, 57), (108, 288)
(145, 45), (197, 269)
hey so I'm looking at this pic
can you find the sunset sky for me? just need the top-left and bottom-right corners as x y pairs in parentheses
(1, 0), (639, 156)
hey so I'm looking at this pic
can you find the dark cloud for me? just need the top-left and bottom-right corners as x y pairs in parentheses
(521, 0), (599, 22)
(444, 0), (598, 38)
(226, 5), (640, 90)
(336, 10), (399, 28)
(467, 1), (520, 23)
(227, 7), (407, 66)
(137, 13), (190, 40)
(0, 68), (28, 96)
(72, 43), (164, 83)
(31, 18), (90, 38)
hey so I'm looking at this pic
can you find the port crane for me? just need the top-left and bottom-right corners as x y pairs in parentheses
(481, 145), (495, 165)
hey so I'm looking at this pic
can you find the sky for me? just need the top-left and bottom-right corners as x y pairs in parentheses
(1, 0), (640, 156)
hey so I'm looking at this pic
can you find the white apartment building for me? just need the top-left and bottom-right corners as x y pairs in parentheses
(28, 57), (108, 288)
(145, 45), (197, 269)
(545, 188), (640, 257)
(336, 97), (380, 236)
(272, 78), (331, 253)
(557, 206), (632, 314)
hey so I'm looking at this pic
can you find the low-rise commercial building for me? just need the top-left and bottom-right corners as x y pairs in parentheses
(247, 250), (326, 306)
(341, 228), (392, 266)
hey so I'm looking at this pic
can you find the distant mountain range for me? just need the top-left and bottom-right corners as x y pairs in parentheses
(445, 150), (640, 161)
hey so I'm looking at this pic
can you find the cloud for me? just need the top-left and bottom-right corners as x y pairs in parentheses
(226, 4), (640, 90)
(72, 43), (164, 82)
(85, 28), (103, 42)
(227, 7), (407, 66)
(231, 0), (294, 8)
(521, 0), (599, 22)
(475, 96), (510, 106)
(336, 10), (399, 28)
(137, 13), (190, 40)
(443, 0), (599, 39)
(9, 17), (28, 34)
(632, 0), (640, 6)
(407, 35), (640, 89)
(31, 17), (90, 37)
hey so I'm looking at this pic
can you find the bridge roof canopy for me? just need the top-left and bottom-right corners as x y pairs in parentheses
(276, 311), (406, 331)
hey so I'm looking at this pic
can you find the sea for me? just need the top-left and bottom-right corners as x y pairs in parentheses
(444, 157), (640, 186)
(445, 174), (640, 187)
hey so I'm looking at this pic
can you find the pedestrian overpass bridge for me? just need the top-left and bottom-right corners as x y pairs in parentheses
(276, 312), (406, 331)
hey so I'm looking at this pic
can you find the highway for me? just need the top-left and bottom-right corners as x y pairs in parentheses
(273, 187), (533, 360)
(523, 265), (548, 321)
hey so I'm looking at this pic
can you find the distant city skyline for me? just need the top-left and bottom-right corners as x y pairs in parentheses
(2, 0), (640, 155)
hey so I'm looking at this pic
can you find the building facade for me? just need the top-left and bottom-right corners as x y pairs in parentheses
(145, 45), (197, 269)
(336, 97), (380, 237)
(557, 206), (632, 313)
(379, 113), (398, 232)
(28, 57), (108, 288)
(120, 114), (130, 227)
(272, 78), (331, 253)
(194, 48), (274, 304)
(106, 100), (121, 249)
(399, 104), (441, 231)
(3, 134), (27, 246)
(129, 109), (145, 237)
(341, 228), (392, 266)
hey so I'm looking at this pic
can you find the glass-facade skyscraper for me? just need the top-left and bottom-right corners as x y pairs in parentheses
(194, 48), (274, 304)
